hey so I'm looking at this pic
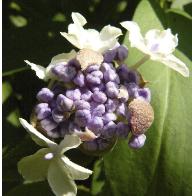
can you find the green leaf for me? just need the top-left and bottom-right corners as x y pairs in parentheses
(104, 0), (192, 196)
(9, 15), (28, 28)
(18, 148), (51, 182)
(2, 82), (12, 103)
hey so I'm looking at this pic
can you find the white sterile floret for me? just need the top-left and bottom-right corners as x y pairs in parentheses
(18, 118), (92, 196)
(60, 12), (122, 53)
(24, 50), (76, 81)
(120, 21), (189, 77)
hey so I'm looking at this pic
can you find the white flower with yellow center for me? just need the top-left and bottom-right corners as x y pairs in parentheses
(18, 118), (92, 196)
(120, 21), (189, 77)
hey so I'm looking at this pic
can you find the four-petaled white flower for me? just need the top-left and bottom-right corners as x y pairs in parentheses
(24, 49), (76, 80)
(18, 118), (92, 196)
(120, 21), (189, 77)
(60, 12), (122, 53)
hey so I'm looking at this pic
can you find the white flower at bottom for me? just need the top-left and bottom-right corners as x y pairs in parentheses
(24, 49), (76, 80)
(120, 21), (189, 77)
(18, 118), (92, 196)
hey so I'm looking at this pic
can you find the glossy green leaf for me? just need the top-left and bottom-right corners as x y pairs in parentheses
(104, 0), (192, 196)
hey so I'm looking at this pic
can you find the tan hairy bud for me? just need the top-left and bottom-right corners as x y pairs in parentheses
(128, 99), (154, 135)
(76, 49), (103, 70)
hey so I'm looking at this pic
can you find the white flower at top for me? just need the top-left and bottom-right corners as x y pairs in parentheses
(60, 12), (122, 53)
(120, 21), (189, 77)
(18, 118), (92, 196)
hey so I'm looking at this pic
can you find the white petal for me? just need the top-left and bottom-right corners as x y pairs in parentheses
(98, 25), (122, 53)
(72, 12), (87, 26)
(24, 60), (46, 80)
(18, 148), (51, 182)
(19, 118), (57, 148)
(145, 29), (178, 55)
(47, 159), (77, 196)
(157, 54), (189, 77)
(120, 21), (146, 53)
(57, 135), (81, 154)
(61, 156), (92, 180)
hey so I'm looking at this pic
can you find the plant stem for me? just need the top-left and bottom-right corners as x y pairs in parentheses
(131, 55), (150, 70)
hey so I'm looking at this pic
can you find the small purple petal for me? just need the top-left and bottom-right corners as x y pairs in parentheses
(87, 116), (104, 131)
(74, 100), (91, 110)
(104, 69), (120, 83)
(52, 63), (77, 82)
(36, 88), (54, 103)
(101, 121), (117, 138)
(81, 88), (93, 101)
(86, 64), (100, 73)
(102, 113), (117, 124)
(92, 91), (107, 103)
(114, 45), (128, 61)
(136, 88), (151, 102)
(105, 81), (119, 98)
(128, 134), (146, 149)
(73, 71), (85, 87)
(75, 109), (91, 127)
(35, 103), (51, 120)
(103, 49), (116, 63)
(66, 89), (81, 101)
(91, 104), (105, 117)
(116, 122), (130, 138)
(56, 94), (73, 111)
(105, 99), (119, 112)
(124, 82), (138, 98)
(116, 102), (128, 117)
(101, 63), (115, 72)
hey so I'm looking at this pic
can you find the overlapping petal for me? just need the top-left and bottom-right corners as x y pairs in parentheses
(19, 118), (57, 148)
(18, 148), (51, 182)
(61, 156), (93, 180)
(47, 159), (77, 196)
(61, 12), (122, 53)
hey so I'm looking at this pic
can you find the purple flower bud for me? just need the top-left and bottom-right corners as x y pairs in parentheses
(91, 83), (105, 92)
(103, 49), (116, 63)
(101, 63), (115, 72)
(86, 73), (101, 85)
(87, 116), (104, 131)
(73, 71), (85, 87)
(52, 63), (77, 82)
(91, 104), (105, 117)
(136, 88), (151, 102)
(68, 122), (81, 134)
(105, 99), (119, 112)
(66, 89), (81, 101)
(36, 88), (54, 103)
(102, 113), (117, 124)
(125, 82), (138, 98)
(116, 102), (128, 117)
(116, 122), (130, 138)
(56, 94), (73, 111)
(101, 121), (116, 138)
(104, 69), (120, 83)
(75, 109), (91, 127)
(86, 64), (100, 73)
(74, 100), (90, 110)
(92, 91), (107, 103)
(35, 103), (51, 120)
(114, 45), (128, 61)
(52, 109), (65, 123)
(128, 134), (146, 149)
(40, 117), (58, 138)
(81, 88), (93, 101)
(105, 81), (119, 98)
(82, 140), (97, 151)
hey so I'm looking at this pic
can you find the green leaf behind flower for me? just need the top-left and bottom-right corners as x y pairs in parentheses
(104, 0), (192, 196)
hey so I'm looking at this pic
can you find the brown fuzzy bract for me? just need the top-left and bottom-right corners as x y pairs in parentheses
(128, 99), (154, 135)
(76, 49), (103, 70)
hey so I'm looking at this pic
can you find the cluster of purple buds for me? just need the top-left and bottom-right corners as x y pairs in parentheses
(33, 44), (154, 154)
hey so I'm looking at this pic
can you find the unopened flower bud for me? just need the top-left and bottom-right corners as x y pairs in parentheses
(36, 88), (54, 103)
(56, 94), (73, 111)
(128, 99), (154, 135)
(115, 45), (128, 61)
(73, 71), (85, 87)
(128, 134), (146, 149)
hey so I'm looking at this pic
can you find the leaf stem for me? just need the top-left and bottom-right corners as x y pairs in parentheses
(131, 55), (150, 70)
